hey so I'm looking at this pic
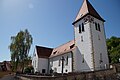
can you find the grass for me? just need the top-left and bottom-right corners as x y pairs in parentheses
(0, 71), (13, 78)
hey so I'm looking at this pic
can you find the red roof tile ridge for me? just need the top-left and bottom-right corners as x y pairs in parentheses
(49, 40), (75, 58)
(49, 46), (76, 58)
(53, 40), (75, 49)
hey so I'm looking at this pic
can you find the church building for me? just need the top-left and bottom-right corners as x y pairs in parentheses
(32, 0), (109, 74)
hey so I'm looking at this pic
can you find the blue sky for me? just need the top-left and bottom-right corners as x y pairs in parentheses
(0, 0), (120, 62)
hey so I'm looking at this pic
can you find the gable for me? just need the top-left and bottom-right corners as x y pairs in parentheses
(35, 46), (53, 58)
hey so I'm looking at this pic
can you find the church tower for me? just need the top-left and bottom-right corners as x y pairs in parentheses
(72, 0), (109, 71)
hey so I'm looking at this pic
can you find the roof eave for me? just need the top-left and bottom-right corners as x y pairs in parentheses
(72, 13), (105, 25)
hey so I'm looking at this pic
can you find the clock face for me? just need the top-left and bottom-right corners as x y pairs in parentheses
(84, 15), (94, 23)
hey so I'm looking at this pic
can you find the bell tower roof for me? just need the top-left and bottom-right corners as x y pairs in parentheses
(73, 0), (105, 25)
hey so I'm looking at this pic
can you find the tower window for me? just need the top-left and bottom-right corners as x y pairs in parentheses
(81, 36), (83, 42)
(98, 23), (101, 32)
(95, 22), (101, 32)
(95, 22), (98, 30)
(98, 35), (100, 40)
(82, 23), (85, 32)
(82, 54), (84, 63)
(100, 53), (103, 64)
(79, 25), (81, 33)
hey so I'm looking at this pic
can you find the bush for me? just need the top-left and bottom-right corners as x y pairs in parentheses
(24, 66), (34, 74)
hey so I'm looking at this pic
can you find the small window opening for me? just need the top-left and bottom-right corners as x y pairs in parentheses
(53, 51), (57, 54)
(42, 69), (46, 73)
(82, 54), (84, 63)
(70, 44), (75, 49)
(79, 25), (81, 33)
(98, 23), (101, 32)
(66, 56), (68, 65)
(100, 53), (103, 64)
(81, 36), (83, 42)
(98, 35), (100, 40)
(65, 69), (68, 72)
(82, 23), (85, 32)
(95, 22), (98, 30)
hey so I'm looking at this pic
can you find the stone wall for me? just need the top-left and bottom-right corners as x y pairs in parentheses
(17, 68), (117, 80)
(112, 63), (120, 73)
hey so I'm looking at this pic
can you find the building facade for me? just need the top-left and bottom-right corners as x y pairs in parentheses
(32, 0), (109, 74)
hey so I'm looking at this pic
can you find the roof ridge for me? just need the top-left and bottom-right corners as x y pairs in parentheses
(87, 0), (102, 19)
(36, 45), (53, 49)
(73, 0), (105, 25)
(54, 40), (74, 50)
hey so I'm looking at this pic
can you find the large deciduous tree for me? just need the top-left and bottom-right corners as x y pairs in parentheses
(107, 36), (120, 63)
(9, 29), (33, 72)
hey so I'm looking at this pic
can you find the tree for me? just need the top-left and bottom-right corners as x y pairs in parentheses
(9, 29), (33, 72)
(107, 36), (120, 63)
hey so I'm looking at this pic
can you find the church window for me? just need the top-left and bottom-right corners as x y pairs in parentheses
(99, 53), (103, 64)
(42, 69), (46, 73)
(81, 36), (83, 42)
(66, 56), (68, 65)
(98, 23), (101, 32)
(58, 59), (61, 66)
(82, 23), (85, 32)
(79, 24), (81, 33)
(82, 54), (84, 63)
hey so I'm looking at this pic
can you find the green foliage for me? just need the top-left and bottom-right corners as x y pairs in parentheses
(24, 66), (34, 74)
(107, 36), (120, 63)
(9, 29), (33, 72)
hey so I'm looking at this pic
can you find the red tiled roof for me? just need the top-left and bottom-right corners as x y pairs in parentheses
(73, 0), (105, 25)
(49, 40), (75, 58)
(36, 46), (53, 58)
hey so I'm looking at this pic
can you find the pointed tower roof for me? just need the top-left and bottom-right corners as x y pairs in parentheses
(73, 0), (105, 25)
